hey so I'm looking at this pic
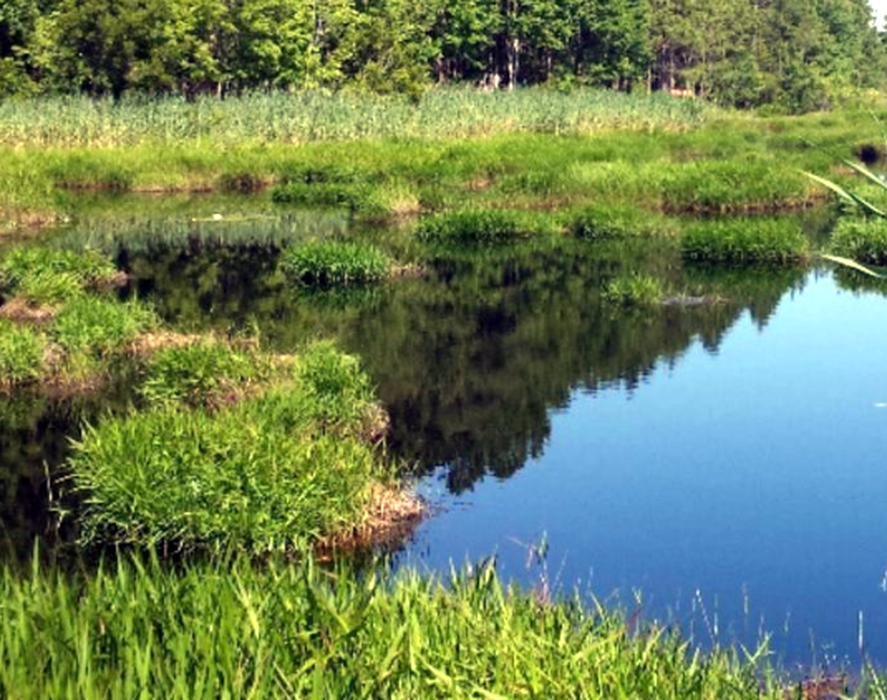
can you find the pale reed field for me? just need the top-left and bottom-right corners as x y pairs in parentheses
(0, 88), (716, 148)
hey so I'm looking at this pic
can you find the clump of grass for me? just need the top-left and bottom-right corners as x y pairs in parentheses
(682, 219), (809, 264)
(0, 247), (117, 292)
(51, 296), (158, 356)
(294, 339), (376, 430)
(417, 209), (559, 245)
(139, 340), (273, 408)
(281, 241), (393, 286)
(568, 204), (651, 240)
(603, 273), (664, 306)
(69, 342), (389, 551)
(70, 405), (381, 551)
(828, 217), (887, 265)
(0, 552), (787, 700)
(11, 269), (84, 307)
(0, 321), (45, 388)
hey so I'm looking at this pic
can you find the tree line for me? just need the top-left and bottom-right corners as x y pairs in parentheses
(0, 0), (884, 111)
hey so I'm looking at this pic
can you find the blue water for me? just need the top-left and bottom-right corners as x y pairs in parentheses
(401, 270), (887, 667)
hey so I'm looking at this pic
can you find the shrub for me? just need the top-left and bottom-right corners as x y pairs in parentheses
(417, 209), (558, 245)
(0, 321), (45, 387)
(52, 296), (158, 355)
(682, 218), (809, 263)
(281, 241), (392, 286)
(828, 217), (887, 265)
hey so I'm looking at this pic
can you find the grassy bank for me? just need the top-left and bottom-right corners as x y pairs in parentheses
(0, 550), (805, 700)
(2, 91), (882, 231)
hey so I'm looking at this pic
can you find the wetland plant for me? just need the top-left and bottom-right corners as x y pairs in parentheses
(139, 340), (273, 408)
(51, 296), (158, 356)
(69, 342), (390, 551)
(417, 209), (558, 245)
(0, 247), (117, 293)
(828, 217), (887, 266)
(281, 241), (393, 286)
(0, 321), (45, 388)
(0, 552), (785, 700)
(603, 274), (664, 307)
(682, 219), (809, 264)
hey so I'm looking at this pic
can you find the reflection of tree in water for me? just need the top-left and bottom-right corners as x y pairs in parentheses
(118, 236), (811, 495)
(0, 385), (133, 561)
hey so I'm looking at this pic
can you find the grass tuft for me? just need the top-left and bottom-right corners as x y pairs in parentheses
(51, 296), (158, 356)
(682, 218), (809, 264)
(69, 341), (390, 551)
(281, 241), (393, 286)
(417, 208), (559, 245)
(603, 274), (665, 306)
(0, 321), (46, 388)
(828, 217), (887, 265)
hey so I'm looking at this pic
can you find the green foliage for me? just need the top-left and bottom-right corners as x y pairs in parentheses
(69, 342), (385, 551)
(51, 296), (158, 355)
(0, 553), (788, 699)
(682, 219), (809, 264)
(0, 247), (117, 294)
(281, 241), (393, 286)
(569, 204), (644, 240)
(294, 339), (376, 430)
(829, 217), (887, 265)
(417, 209), (559, 245)
(0, 321), (45, 388)
(12, 270), (84, 307)
(603, 273), (664, 307)
(139, 341), (272, 407)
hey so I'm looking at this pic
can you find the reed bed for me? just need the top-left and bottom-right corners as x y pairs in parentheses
(0, 551), (795, 700)
(0, 89), (716, 149)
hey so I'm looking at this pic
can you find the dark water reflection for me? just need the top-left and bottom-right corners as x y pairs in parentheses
(4, 211), (885, 666)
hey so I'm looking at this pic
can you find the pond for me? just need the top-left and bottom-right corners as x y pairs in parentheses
(2, 200), (886, 668)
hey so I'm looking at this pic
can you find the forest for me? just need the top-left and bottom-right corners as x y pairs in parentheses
(1, 0), (885, 112)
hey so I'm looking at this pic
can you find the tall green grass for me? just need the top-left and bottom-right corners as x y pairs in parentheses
(417, 209), (560, 245)
(0, 551), (794, 700)
(828, 217), (887, 265)
(52, 296), (158, 356)
(139, 340), (273, 407)
(0, 321), (46, 388)
(682, 219), (810, 264)
(69, 342), (388, 551)
(0, 247), (117, 305)
(281, 241), (394, 286)
(0, 89), (716, 148)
